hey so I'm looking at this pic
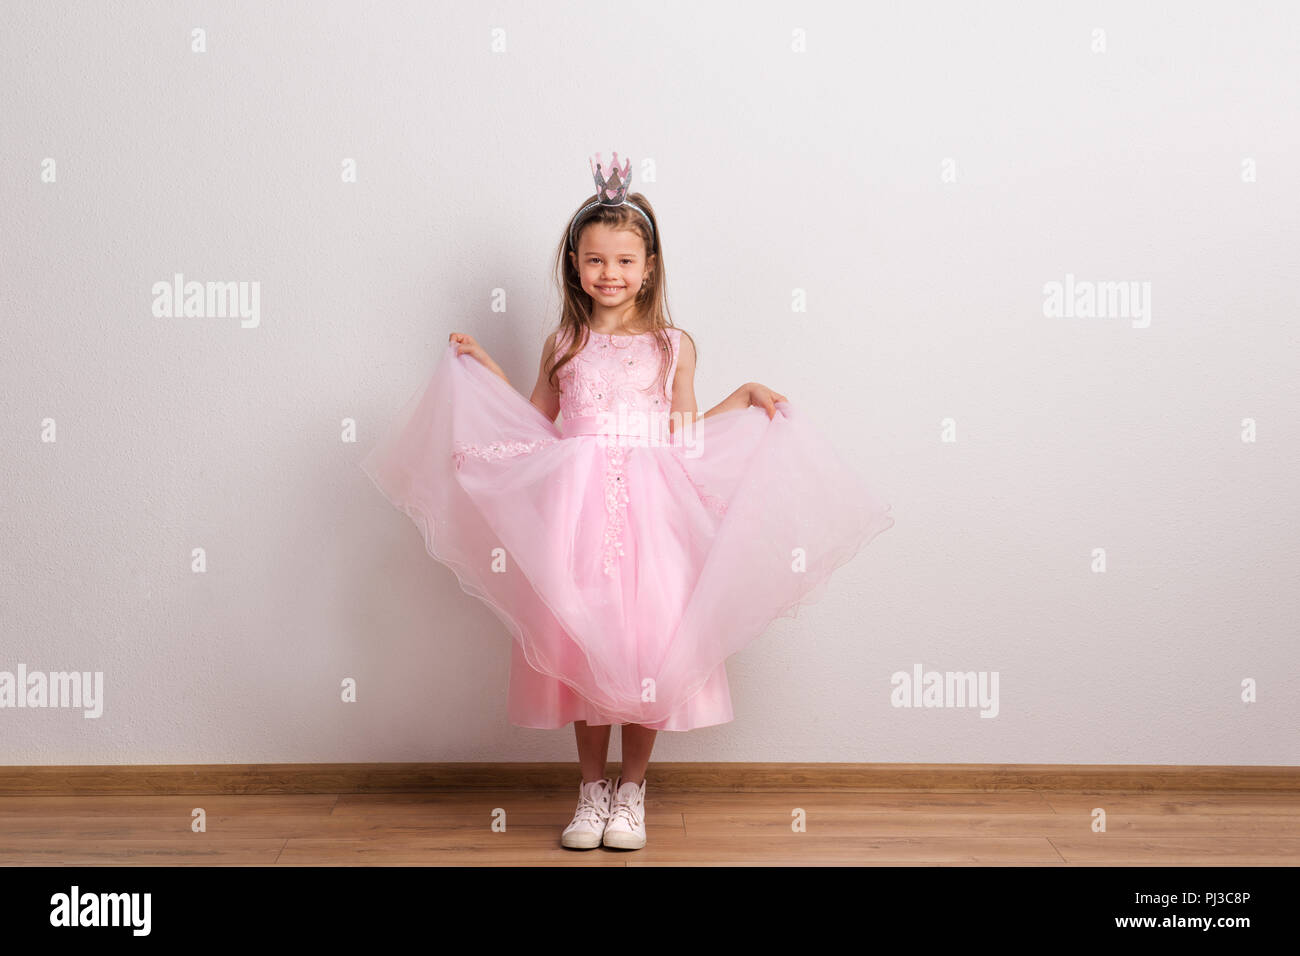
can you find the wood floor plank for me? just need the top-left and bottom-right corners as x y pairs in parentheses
(275, 836), (633, 866)
(0, 838), (286, 866)
(11, 808), (1288, 843)
(3, 786), (1296, 865)
(0, 816), (624, 839)
(276, 832), (1061, 865)
(329, 789), (1058, 814)
(595, 829), (1065, 864)
(0, 794), (339, 816)
(678, 810), (1300, 837)
(1048, 836), (1300, 865)
(625, 861), (1075, 867)
(1043, 791), (1300, 815)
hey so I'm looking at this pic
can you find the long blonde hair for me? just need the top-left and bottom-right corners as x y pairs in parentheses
(545, 191), (695, 397)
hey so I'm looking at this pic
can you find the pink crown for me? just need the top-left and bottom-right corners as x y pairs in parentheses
(590, 151), (632, 205)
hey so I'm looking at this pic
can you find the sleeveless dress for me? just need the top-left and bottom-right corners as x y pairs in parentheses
(359, 325), (894, 731)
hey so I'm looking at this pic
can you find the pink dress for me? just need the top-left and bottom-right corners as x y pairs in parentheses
(359, 325), (894, 731)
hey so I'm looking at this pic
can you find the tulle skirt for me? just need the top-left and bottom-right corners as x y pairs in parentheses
(359, 341), (894, 730)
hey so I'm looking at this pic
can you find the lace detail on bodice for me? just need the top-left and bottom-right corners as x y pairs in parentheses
(554, 326), (680, 422)
(450, 327), (698, 579)
(556, 326), (681, 576)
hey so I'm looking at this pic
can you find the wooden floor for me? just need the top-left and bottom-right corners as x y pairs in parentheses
(3, 787), (1299, 865)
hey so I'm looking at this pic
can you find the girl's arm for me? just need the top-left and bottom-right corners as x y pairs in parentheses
(527, 331), (562, 422)
(668, 332), (700, 434)
(449, 331), (561, 423)
(670, 333), (787, 431)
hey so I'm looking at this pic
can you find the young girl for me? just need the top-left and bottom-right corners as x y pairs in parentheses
(359, 152), (894, 852)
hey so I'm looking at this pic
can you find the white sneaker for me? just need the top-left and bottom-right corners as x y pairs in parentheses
(602, 775), (647, 850)
(560, 777), (613, 849)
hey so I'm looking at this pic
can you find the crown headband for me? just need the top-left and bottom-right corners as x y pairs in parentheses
(567, 151), (655, 251)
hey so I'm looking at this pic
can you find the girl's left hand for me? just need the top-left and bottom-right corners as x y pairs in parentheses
(743, 382), (789, 419)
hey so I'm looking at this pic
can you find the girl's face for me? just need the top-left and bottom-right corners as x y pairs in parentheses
(570, 222), (654, 309)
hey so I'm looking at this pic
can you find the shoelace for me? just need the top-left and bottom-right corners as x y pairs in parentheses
(607, 786), (644, 829)
(567, 783), (611, 828)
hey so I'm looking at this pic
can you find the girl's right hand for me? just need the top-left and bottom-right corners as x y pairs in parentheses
(449, 332), (507, 381)
(449, 332), (490, 366)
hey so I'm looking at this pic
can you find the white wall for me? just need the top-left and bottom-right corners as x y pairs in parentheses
(2, 1), (1296, 766)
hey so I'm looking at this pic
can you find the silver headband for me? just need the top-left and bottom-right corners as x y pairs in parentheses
(567, 151), (656, 251)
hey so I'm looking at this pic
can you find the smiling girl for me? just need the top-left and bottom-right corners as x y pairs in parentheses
(360, 151), (894, 852)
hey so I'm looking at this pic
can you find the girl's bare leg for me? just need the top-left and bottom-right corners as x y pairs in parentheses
(618, 723), (658, 785)
(574, 720), (612, 782)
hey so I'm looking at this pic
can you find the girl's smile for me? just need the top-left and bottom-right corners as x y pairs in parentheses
(570, 222), (654, 322)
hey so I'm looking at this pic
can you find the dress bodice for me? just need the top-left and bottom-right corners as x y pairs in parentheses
(554, 326), (681, 422)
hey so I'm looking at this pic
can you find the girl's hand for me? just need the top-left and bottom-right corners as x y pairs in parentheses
(449, 332), (488, 363)
(742, 382), (789, 419)
(449, 332), (506, 381)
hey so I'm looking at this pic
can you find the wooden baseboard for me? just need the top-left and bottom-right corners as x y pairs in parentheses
(0, 763), (1297, 795)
